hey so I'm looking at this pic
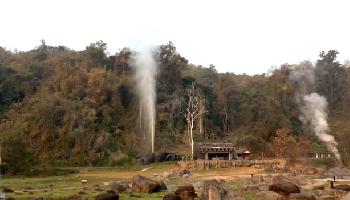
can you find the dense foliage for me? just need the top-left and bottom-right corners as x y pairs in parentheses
(1, 41), (350, 174)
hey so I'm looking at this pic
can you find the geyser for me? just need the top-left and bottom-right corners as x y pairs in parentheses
(290, 65), (341, 163)
(133, 47), (157, 153)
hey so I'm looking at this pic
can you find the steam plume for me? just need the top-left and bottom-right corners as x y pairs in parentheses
(132, 47), (157, 153)
(290, 64), (341, 162)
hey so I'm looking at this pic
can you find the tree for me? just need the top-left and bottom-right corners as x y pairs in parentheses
(85, 40), (108, 66)
(270, 127), (289, 158)
(182, 83), (204, 159)
(316, 50), (346, 108)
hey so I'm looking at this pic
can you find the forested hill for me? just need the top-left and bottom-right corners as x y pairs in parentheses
(1, 41), (350, 174)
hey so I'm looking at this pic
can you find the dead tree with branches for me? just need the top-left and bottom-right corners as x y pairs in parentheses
(182, 83), (205, 160)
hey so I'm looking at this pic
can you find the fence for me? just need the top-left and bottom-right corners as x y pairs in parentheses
(177, 159), (285, 169)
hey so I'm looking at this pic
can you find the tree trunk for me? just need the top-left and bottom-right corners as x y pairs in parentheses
(190, 119), (194, 160)
(199, 99), (205, 135)
(199, 114), (203, 135)
(224, 106), (229, 132)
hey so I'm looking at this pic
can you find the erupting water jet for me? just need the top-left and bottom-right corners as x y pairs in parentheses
(132, 47), (158, 153)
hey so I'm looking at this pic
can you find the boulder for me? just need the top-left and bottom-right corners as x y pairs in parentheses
(155, 152), (180, 162)
(138, 154), (156, 165)
(175, 185), (197, 200)
(110, 182), (127, 193)
(163, 193), (181, 200)
(269, 175), (300, 195)
(95, 190), (119, 200)
(159, 180), (167, 191)
(269, 183), (300, 195)
(288, 192), (316, 200)
(132, 175), (160, 193)
(255, 191), (284, 200)
(272, 175), (300, 186)
(199, 180), (228, 200)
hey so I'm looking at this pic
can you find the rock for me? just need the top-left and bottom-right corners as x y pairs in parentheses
(255, 191), (284, 200)
(269, 175), (300, 195)
(334, 184), (350, 191)
(193, 181), (204, 190)
(272, 175), (300, 186)
(95, 190), (119, 200)
(110, 182), (127, 193)
(199, 180), (228, 200)
(132, 175), (160, 193)
(159, 180), (167, 191)
(288, 192), (316, 200)
(269, 183), (300, 195)
(163, 193), (181, 200)
(175, 185), (197, 200)
(138, 154), (156, 165)
(3, 188), (14, 193)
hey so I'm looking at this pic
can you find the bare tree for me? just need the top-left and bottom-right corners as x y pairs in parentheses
(182, 83), (205, 160)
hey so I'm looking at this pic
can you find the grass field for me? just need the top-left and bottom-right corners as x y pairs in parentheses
(0, 162), (262, 199)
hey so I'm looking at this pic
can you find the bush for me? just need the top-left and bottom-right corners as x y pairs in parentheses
(92, 157), (110, 167)
(2, 129), (39, 175)
(310, 158), (336, 168)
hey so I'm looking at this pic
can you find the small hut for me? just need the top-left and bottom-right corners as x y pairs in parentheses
(198, 143), (235, 160)
(310, 150), (332, 159)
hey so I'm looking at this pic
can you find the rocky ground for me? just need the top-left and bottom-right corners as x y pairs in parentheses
(2, 162), (350, 200)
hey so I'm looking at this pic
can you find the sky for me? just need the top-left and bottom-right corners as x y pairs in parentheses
(1, 0), (350, 74)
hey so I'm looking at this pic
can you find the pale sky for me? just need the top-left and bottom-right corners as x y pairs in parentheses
(1, 0), (350, 74)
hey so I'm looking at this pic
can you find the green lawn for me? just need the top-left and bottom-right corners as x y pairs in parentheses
(0, 162), (262, 199)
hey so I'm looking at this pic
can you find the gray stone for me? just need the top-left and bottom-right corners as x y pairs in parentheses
(132, 175), (160, 193)
(175, 185), (196, 200)
(163, 193), (180, 200)
(255, 191), (284, 200)
(269, 175), (300, 195)
(110, 182), (127, 193)
(199, 180), (228, 200)
(288, 192), (316, 200)
(95, 190), (119, 200)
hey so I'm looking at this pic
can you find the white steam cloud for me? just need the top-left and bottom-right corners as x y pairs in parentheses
(132, 47), (157, 153)
(290, 64), (341, 162)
